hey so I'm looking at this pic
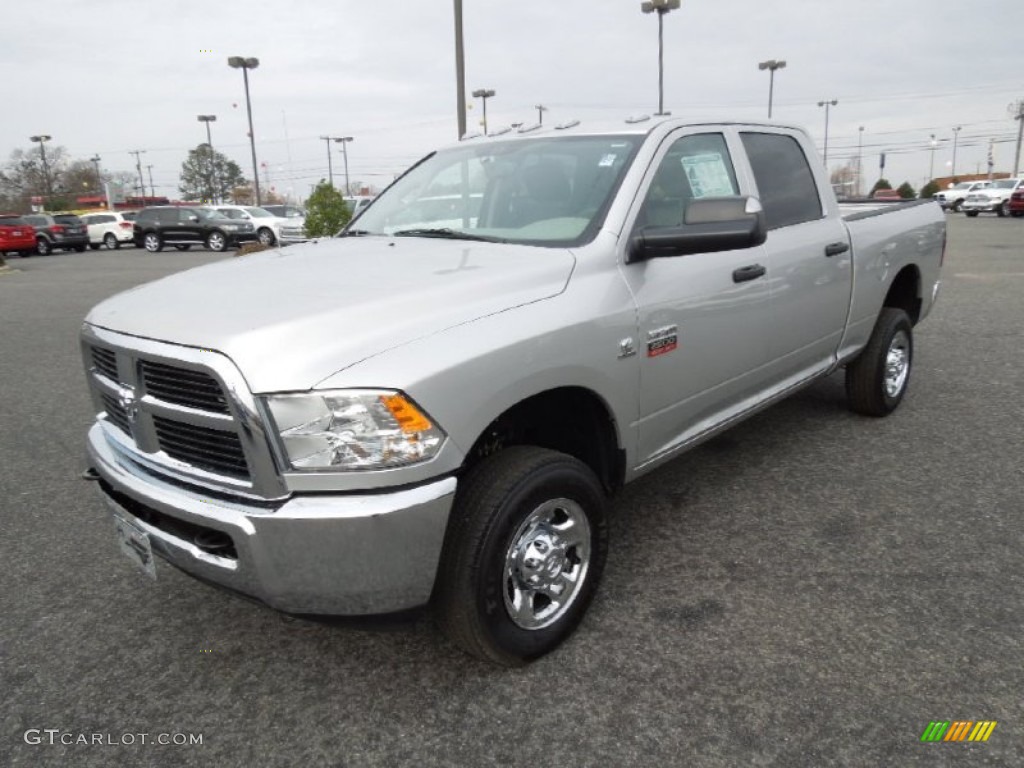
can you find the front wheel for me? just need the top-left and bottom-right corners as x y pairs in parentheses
(434, 446), (609, 666)
(846, 307), (913, 417)
(104, 233), (119, 250)
(951, 199), (963, 212)
(143, 233), (163, 253)
(257, 227), (276, 246)
(36, 238), (51, 256)
(206, 230), (227, 252)
(997, 201), (1009, 217)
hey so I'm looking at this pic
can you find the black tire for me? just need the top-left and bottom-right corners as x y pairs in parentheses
(434, 446), (609, 666)
(35, 238), (51, 256)
(997, 201), (1009, 218)
(846, 307), (913, 417)
(89, 243), (101, 250)
(142, 232), (163, 253)
(19, 250), (32, 258)
(206, 230), (227, 252)
(951, 199), (963, 212)
(965, 211), (979, 217)
(1011, 211), (1024, 218)
(104, 233), (119, 250)
(74, 245), (87, 252)
(174, 244), (192, 251)
(257, 227), (276, 246)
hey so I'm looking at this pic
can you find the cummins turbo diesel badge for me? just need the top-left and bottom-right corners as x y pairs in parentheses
(647, 325), (678, 357)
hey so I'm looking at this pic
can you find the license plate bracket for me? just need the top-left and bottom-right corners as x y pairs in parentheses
(113, 515), (157, 580)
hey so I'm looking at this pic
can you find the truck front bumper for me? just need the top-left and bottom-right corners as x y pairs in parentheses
(86, 422), (456, 615)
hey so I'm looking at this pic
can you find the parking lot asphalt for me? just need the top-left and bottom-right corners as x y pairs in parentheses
(2, 216), (1022, 767)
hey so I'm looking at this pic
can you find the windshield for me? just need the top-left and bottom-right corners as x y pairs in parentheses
(245, 207), (273, 218)
(349, 135), (642, 246)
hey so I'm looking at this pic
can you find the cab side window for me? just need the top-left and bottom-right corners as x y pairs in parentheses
(637, 133), (739, 229)
(740, 132), (822, 230)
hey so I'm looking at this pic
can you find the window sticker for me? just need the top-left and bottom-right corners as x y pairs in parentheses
(598, 153), (618, 167)
(680, 152), (735, 198)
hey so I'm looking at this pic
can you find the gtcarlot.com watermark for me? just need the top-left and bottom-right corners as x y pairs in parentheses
(24, 729), (203, 746)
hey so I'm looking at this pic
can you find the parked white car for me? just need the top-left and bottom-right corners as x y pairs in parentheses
(80, 211), (136, 250)
(934, 181), (992, 212)
(210, 205), (305, 246)
(961, 178), (1024, 217)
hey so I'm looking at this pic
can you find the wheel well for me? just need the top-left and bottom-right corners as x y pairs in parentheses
(883, 265), (921, 325)
(464, 387), (625, 494)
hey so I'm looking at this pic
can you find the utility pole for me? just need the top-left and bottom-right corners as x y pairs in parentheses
(857, 126), (864, 197)
(320, 136), (336, 187)
(146, 165), (155, 199)
(29, 135), (53, 198)
(536, 104), (547, 125)
(337, 137), (353, 196)
(817, 99), (838, 168)
(1009, 100), (1024, 177)
(129, 149), (147, 203)
(951, 126), (962, 180)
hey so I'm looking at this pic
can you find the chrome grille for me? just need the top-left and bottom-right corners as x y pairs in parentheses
(91, 346), (119, 380)
(152, 416), (249, 478)
(100, 392), (131, 434)
(140, 361), (230, 413)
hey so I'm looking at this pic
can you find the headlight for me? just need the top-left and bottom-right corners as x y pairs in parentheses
(265, 390), (445, 471)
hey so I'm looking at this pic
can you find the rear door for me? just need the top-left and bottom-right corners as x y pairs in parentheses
(738, 130), (852, 382)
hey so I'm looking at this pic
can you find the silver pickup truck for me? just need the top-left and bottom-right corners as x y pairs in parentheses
(82, 119), (945, 665)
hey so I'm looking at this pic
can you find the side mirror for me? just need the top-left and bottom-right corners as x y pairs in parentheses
(629, 196), (767, 262)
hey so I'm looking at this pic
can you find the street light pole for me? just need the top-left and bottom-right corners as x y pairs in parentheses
(454, 0), (466, 139)
(472, 89), (495, 135)
(951, 125), (962, 179)
(1009, 100), (1024, 177)
(29, 135), (53, 198)
(641, 0), (680, 116)
(89, 154), (102, 194)
(146, 165), (155, 199)
(757, 59), (786, 119)
(929, 134), (937, 182)
(535, 104), (547, 125)
(228, 56), (261, 205)
(197, 115), (218, 203)
(817, 99), (838, 167)
(856, 126), (864, 197)
(336, 137), (353, 195)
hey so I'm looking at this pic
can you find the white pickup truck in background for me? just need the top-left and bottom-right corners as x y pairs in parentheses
(82, 118), (945, 664)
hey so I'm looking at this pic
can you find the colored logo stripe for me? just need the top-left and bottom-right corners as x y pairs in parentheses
(920, 721), (996, 742)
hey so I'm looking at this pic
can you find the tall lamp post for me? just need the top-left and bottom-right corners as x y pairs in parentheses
(817, 99), (838, 167)
(472, 89), (495, 135)
(757, 59), (786, 119)
(29, 135), (53, 198)
(641, 0), (680, 116)
(951, 125), (962, 180)
(857, 126), (865, 197)
(1008, 100), (1023, 177)
(89, 154), (102, 194)
(535, 104), (547, 125)
(197, 115), (218, 203)
(228, 56), (261, 205)
(336, 137), (353, 195)
(454, 0), (466, 138)
(320, 136), (338, 188)
(929, 134), (937, 182)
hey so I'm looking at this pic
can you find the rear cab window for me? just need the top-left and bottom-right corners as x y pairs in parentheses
(740, 132), (823, 230)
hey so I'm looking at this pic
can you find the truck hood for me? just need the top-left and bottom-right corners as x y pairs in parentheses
(86, 237), (575, 392)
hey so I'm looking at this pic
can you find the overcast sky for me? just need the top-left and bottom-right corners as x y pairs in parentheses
(3, 0), (1022, 200)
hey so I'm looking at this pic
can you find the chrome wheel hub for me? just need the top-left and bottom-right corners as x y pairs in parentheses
(503, 498), (590, 630)
(884, 330), (910, 397)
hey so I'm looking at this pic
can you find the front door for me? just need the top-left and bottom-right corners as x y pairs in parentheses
(620, 130), (777, 467)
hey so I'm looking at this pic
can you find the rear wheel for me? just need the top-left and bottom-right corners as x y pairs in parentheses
(103, 233), (119, 250)
(74, 245), (87, 252)
(257, 227), (276, 246)
(143, 233), (163, 253)
(846, 308), (913, 417)
(206, 230), (227, 252)
(965, 211), (979, 217)
(997, 201), (1009, 217)
(36, 238), (51, 256)
(434, 446), (609, 666)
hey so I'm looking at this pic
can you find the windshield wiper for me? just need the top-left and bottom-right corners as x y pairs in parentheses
(339, 229), (373, 237)
(391, 228), (504, 243)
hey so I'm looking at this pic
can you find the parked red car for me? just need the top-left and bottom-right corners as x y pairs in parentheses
(1009, 189), (1024, 217)
(0, 215), (38, 257)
